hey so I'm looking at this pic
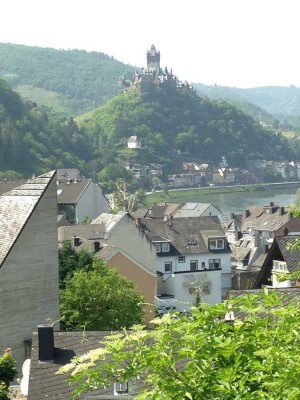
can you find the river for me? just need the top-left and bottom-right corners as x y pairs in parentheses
(170, 185), (300, 217)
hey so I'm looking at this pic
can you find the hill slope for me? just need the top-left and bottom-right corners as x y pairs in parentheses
(0, 43), (135, 115)
(194, 83), (300, 120)
(77, 84), (296, 174)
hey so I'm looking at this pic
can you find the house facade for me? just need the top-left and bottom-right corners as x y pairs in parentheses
(57, 178), (109, 224)
(136, 216), (232, 312)
(0, 172), (60, 372)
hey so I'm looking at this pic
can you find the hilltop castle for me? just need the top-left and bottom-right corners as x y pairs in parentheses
(122, 45), (195, 95)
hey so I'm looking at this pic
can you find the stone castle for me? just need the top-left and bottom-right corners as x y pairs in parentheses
(122, 45), (195, 95)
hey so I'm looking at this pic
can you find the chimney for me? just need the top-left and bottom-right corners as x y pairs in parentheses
(94, 241), (101, 252)
(38, 325), (54, 362)
(279, 206), (285, 216)
(230, 212), (235, 220)
(270, 202), (274, 207)
(244, 209), (250, 218)
(73, 235), (80, 247)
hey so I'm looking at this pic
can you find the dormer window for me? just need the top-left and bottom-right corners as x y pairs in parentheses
(154, 242), (170, 252)
(209, 239), (225, 250)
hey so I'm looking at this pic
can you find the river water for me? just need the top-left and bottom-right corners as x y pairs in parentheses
(171, 186), (300, 217)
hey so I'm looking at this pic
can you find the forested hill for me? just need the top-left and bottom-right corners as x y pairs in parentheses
(76, 84), (297, 176)
(194, 83), (300, 121)
(0, 79), (94, 176)
(0, 43), (135, 115)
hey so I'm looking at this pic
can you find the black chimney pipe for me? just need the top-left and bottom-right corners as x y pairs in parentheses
(38, 325), (54, 362)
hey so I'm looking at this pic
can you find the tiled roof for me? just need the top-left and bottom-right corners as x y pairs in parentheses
(241, 205), (291, 232)
(58, 224), (107, 243)
(276, 236), (300, 273)
(141, 216), (229, 255)
(57, 179), (91, 204)
(28, 331), (126, 400)
(145, 203), (181, 219)
(0, 171), (56, 268)
(173, 202), (223, 218)
(57, 168), (82, 182)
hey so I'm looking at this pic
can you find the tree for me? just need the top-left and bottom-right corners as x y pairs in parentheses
(58, 240), (94, 288)
(0, 349), (17, 400)
(60, 289), (300, 399)
(60, 258), (145, 331)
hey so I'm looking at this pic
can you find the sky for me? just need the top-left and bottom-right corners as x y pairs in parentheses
(1, 0), (299, 88)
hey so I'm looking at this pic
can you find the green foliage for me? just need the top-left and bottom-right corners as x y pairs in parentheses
(60, 258), (144, 331)
(0, 43), (135, 115)
(60, 289), (300, 399)
(0, 349), (17, 400)
(58, 240), (94, 288)
(78, 87), (296, 172)
(0, 79), (95, 175)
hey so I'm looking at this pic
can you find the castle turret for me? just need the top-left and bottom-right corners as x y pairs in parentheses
(146, 45), (160, 73)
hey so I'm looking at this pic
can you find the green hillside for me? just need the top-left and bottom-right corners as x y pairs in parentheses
(0, 43), (135, 115)
(194, 83), (300, 123)
(77, 84), (296, 176)
(0, 78), (94, 176)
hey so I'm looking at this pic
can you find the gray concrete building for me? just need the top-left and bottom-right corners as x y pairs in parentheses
(0, 171), (60, 372)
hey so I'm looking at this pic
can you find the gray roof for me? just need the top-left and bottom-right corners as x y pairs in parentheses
(28, 330), (124, 400)
(144, 203), (182, 219)
(141, 216), (229, 255)
(58, 224), (107, 243)
(91, 212), (124, 229)
(57, 179), (91, 204)
(0, 179), (27, 196)
(57, 168), (82, 182)
(276, 236), (300, 273)
(0, 171), (56, 268)
(173, 202), (223, 218)
(241, 205), (291, 232)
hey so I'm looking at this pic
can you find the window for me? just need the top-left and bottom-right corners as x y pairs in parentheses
(178, 256), (185, 263)
(209, 239), (225, 250)
(273, 260), (288, 272)
(209, 259), (221, 270)
(164, 261), (172, 273)
(161, 242), (170, 252)
(201, 262), (206, 270)
(154, 242), (170, 252)
(190, 260), (198, 271)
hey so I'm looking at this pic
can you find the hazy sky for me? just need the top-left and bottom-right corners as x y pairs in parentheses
(1, 0), (299, 88)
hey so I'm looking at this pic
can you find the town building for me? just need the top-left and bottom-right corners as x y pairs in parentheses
(0, 172), (60, 372)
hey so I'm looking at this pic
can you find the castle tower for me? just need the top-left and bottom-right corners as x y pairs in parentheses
(146, 44), (160, 73)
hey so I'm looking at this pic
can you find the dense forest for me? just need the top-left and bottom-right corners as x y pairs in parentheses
(0, 79), (94, 176)
(0, 43), (135, 115)
(77, 84), (297, 180)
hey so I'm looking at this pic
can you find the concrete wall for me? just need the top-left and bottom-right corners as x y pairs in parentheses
(0, 177), (60, 372)
(76, 181), (109, 223)
(108, 215), (157, 277)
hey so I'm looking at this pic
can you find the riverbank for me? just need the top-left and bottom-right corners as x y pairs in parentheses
(142, 182), (300, 207)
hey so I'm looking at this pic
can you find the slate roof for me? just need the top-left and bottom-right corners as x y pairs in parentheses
(57, 169), (82, 182)
(0, 171), (56, 268)
(227, 287), (300, 319)
(28, 330), (132, 400)
(0, 179), (27, 196)
(58, 224), (107, 244)
(144, 203), (182, 219)
(91, 212), (124, 229)
(172, 202), (223, 218)
(141, 216), (229, 255)
(241, 205), (291, 233)
(254, 235), (300, 287)
(57, 179), (92, 204)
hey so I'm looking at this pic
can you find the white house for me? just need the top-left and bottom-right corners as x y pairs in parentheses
(57, 178), (109, 224)
(137, 216), (232, 312)
(127, 135), (142, 149)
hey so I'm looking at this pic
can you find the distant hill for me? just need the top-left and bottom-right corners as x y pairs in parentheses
(0, 43), (135, 115)
(193, 83), (300, 124)
(76, 83), (297, 176)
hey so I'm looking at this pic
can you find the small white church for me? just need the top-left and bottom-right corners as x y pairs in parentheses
(127, 135), (142, 149)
